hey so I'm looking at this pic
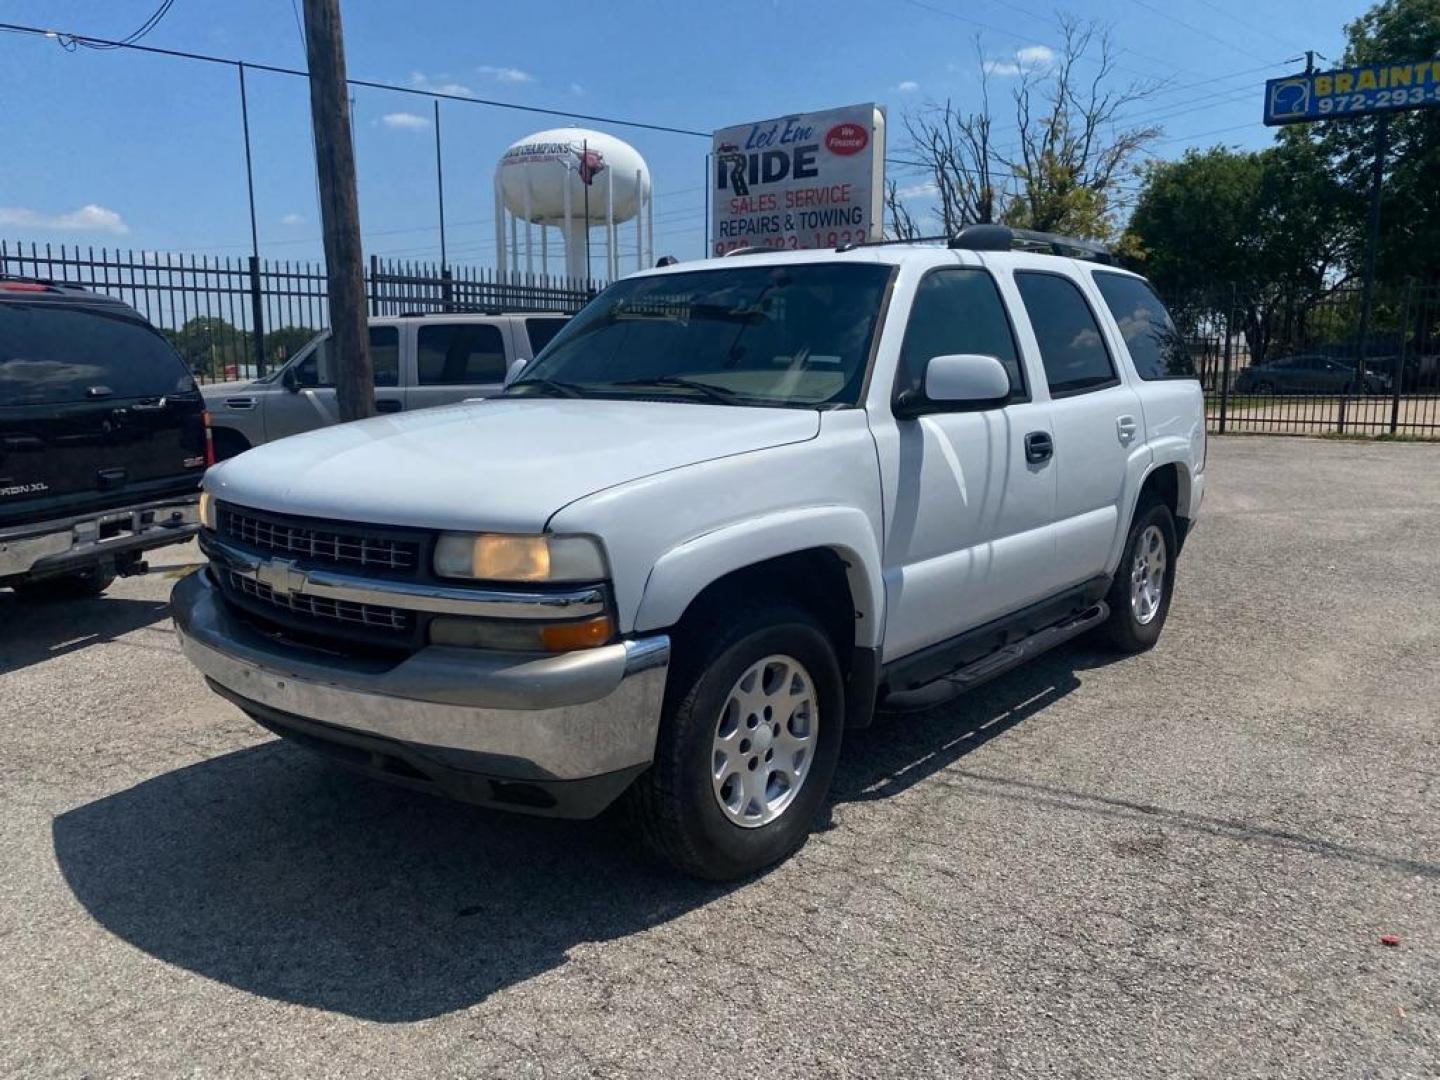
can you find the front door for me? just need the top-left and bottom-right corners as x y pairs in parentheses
(264, 325), (402, 440)
(876, 266), (1057, 663)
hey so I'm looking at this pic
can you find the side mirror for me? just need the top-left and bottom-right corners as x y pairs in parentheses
(281, 366), (300, 392)
(895, 353), (1011, 418)
(503, 358), (529, 389)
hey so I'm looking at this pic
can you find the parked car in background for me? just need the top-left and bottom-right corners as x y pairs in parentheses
(173, 226), (1205, 879)
(1233, 353), (1391, 395)
(203, 311), (570, 459)
(0, 277), (204, 598)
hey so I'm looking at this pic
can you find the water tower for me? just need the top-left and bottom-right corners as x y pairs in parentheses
(495, 127), (653, 282)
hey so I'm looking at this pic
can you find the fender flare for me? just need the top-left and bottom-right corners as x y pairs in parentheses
(1138, 438), (1195, 520)
(632, 505), (886, 648)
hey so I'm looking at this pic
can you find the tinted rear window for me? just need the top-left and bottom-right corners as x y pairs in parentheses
(1093, 272), (1195, 380)
(0, 303), (195, 406)
(525, 317), (568, 355)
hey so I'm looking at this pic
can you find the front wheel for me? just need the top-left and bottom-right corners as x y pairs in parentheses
(1101, 501), (1177, 654)
(630, 601), (844, 880)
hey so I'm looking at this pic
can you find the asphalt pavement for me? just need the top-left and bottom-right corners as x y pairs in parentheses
(1, 435), (1436, 1078)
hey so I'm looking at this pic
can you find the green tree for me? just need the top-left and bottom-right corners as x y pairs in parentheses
(1311, 0), (1440, 286)
(162, 316), (251, 379)
(1125, 141), (1351, 361)
(264, 325), (321, 371)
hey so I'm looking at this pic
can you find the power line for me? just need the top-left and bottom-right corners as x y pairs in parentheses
(1187, 0), (1308, 56)
(1124, 0), (1273, 65)
(64, 0), (176, 51)
(287, 0), (306, 56)
(0, 19), (711, 139)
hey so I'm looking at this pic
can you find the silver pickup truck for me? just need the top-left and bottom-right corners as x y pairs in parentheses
(202, 312), (569, 459)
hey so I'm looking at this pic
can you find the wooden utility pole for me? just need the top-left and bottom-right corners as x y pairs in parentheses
(302, 0), (372, 421)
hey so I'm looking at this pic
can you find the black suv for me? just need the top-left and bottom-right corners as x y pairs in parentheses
(0, 277), (206, 598)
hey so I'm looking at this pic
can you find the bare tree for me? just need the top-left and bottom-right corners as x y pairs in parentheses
(902, 40), (1004, 233)
(894, 19), (1161, 241)
(884, 178), (922, 240)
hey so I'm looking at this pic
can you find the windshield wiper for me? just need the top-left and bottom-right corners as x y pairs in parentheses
(506, 376), (587, 398)
(606, 375), (749, 404)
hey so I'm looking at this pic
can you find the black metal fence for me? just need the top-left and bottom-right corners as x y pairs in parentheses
(0, 240), (601, 382)
(1193, 281), (1440, 439)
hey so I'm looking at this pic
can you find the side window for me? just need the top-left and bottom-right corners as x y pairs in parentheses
(1093, 272), (1195, 380)
(292, 326), (399, 388)
(1014, 272), (1117, 397)
(525, 317), (569, 356)
(370, 326), (399, 387)
(897, 269), (1024, 398)
(417, 323), (508, 386)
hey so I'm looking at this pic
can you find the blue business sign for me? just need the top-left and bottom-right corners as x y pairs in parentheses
(1264, 60), (1440, 125)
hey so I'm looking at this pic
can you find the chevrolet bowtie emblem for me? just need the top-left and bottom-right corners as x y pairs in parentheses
(254, 557), (306, 596)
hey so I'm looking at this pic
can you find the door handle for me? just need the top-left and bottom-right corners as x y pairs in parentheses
(375, 398), (403, 414)
(1117, 414), (1138, 444)
(1024, 431), (1053, 464)
(224, 396), (257, 410)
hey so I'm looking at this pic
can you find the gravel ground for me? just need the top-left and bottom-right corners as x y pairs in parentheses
(1, 435), (1437, 1079)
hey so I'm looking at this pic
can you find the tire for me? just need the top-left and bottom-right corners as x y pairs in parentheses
(629, 600), (845, 880)
(1101, 500), (1178, 654)
(12, 565), (116, 601)
(1254, 380), (1275, 395)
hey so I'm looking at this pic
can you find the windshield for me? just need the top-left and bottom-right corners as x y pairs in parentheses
(506, 262), (892, 408)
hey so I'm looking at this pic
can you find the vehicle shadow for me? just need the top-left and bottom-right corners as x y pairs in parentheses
(0, 590), (173, 676)
(50, 642), (1111, 1023)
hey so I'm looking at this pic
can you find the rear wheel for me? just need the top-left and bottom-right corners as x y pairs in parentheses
(630, 600), (844, 880)
(1101, 501), (1177, 654)
(1254, 379), (1276, 395)
(12, 565), (116, 601)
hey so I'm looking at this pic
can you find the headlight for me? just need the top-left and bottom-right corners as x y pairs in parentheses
(432, 532), (607, 582)
(199, 491), (216, 530)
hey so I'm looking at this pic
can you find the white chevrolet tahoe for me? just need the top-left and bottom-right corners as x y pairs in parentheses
(173, 225), (1206, 880)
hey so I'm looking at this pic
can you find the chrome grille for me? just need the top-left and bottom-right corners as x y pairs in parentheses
(219, 506), (421, 572)
(228, 570), (411, 633)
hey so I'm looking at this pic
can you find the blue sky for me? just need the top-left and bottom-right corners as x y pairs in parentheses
(0, 0), (1366, 270)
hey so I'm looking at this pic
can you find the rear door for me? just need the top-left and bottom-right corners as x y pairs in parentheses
(264, 324), (402, 439)
(0, 299), (206, 527)
(1010, 269), (1144, 591)
(407, 320), (510, 411)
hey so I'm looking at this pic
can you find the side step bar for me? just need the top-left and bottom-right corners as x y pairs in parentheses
(880, 602), (1108, 710)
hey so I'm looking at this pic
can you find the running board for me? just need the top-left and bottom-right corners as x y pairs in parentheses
(880, 602), (1109, 710)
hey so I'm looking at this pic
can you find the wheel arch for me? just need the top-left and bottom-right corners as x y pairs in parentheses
(1132, 458), (1193, 552)
(632, 506), (885, 652)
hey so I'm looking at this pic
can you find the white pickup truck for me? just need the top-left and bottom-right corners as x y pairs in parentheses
(173, 226), (1206, 880)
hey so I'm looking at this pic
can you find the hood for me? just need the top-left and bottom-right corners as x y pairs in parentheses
(200, 379), (262, 398)
(206, 397), (820, 532)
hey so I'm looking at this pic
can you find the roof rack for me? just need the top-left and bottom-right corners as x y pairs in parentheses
(948, 224), (1115, 264)
(396, 307), (506, 318)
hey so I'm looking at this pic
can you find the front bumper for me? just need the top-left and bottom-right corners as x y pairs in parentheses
(0, 496), (199, 580)
(171, 569), (670, 818)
